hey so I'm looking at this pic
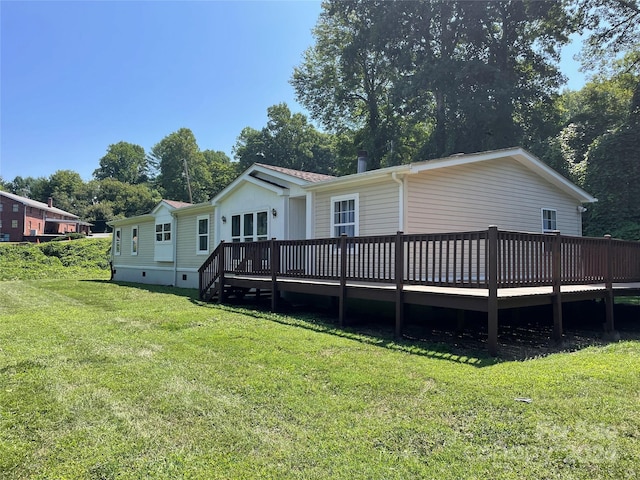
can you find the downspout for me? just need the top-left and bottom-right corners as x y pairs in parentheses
(391, 172), (404, 232)
(172, 214), (178, 286)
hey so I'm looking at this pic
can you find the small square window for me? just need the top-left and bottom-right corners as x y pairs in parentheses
(12, 204), (19, 213)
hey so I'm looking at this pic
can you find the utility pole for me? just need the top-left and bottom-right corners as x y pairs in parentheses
(183, 159), (193, 203)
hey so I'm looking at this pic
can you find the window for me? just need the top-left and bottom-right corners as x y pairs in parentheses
(11, 220), (18, 229)
(542, 209), (557, 232)
(231, 215), (241, 242)
(243, 213), (254, 242)
(331, 194), (359, 237)
(131, 226), (138, 255)
(197, 216), (209, 254)
(114, 228), (121, 255)
(155, 222), (171, 242)
(0, 203), (3, 212)
(231, 211), (268, 242)
(256, 211), (268, 240)
(12, 204), (19, 213)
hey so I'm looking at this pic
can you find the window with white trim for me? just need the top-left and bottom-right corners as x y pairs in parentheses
(131, 226), (138, 255)
(197, 215), (209, 254)
(331, 194), (359, 237)
(542, 208), (557, 232)
(155, 222), (171, 242)
(114, 228), (121, 255)
(12, 204), (19, 213)
(11, 220), (18, 229)
(231, 211), (268, 242)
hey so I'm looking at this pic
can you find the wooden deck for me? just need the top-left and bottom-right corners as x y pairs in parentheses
(199, 228), (640, 355)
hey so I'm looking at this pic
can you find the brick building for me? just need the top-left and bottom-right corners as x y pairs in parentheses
(0, 191), (91, 242)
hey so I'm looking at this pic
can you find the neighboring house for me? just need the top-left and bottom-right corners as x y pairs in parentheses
(109, 147), (596, 288)
(0, 191), (91, 242)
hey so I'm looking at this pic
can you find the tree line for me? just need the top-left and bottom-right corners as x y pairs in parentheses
(1, 0), (638, 238)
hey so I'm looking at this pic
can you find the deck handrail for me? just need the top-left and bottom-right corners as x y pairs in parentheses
(199, 229), (640, 295)
(197, 240), (224, 299)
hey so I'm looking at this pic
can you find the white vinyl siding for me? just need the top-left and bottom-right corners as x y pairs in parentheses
(175, 212), (214, 270)
(406, 158), (582, 235)
(314, 180), (399, 238)
(111, 222), (156, 266)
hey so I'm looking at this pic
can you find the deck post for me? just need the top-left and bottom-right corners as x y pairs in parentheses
(395, 231), (404, 339)
(552, 231), (563, 342)
(603, 234), (616, 336)
(487, 226), (499, 356)
(271, 238), (279, 312)
(339, 234), (347, 327)
(218, 241), (226, 304)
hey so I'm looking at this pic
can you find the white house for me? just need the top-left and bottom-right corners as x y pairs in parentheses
(109, 147), (596, 288)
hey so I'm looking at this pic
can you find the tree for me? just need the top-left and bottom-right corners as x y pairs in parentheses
(292, 1), (409, 169)
(292, 0), (573, 167)
(96, 178), (162, 218)
(202, 149), (239, 198)
(150, 128), (212, 203)
(8, 176), (50, 200)
(93, 141), (149, 184)
(233, 103), (337, 174)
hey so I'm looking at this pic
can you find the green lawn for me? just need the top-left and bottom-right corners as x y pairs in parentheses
(1, 279), (639, 479)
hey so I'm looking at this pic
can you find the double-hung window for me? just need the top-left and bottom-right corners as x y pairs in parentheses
(542, 208), (557, 233)
(197, 216), (209, 254)
(331, 194), (359, 238)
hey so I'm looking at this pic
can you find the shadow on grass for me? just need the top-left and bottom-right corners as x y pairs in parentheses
(85, 280), (640, 366)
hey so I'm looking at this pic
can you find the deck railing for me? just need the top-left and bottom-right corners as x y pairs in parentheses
(198, 227), (640, 299)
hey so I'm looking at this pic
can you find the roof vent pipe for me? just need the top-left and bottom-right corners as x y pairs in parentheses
(357, 150), (368, 174)
(47, 197), (53, 208)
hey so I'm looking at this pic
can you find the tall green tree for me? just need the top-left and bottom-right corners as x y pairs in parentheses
(96, 178), (162, 218)
(233, 103), (337, 174)
(8, 176), (50, 200)
(202, 149), (239, 198)
(93, 141), (149, 184)
(150, 128), (212, 203)
(292, 1), (410, 169)
(293, 0), (572, 167)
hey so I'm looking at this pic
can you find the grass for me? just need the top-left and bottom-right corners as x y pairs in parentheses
(0, 237), (111, 281)
(1, 279), (639, 479)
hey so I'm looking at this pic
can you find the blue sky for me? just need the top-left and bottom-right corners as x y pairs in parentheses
(1, 1), (586, 182)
